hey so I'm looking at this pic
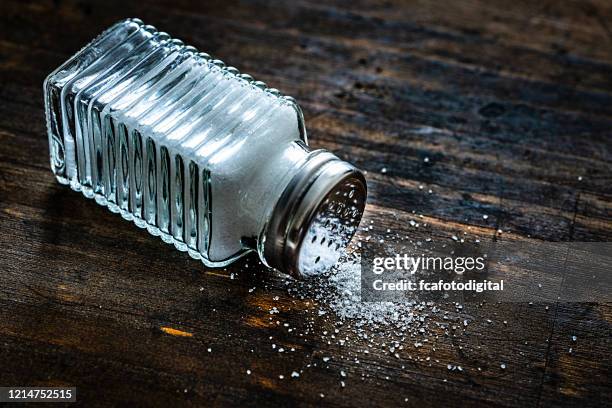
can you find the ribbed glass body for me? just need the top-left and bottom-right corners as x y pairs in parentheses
(44, 18), (311, 266)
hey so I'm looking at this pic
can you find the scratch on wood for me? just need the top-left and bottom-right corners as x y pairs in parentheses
(160, 326), (193, 338)
(205, 271), (230, 279)
(243, 315), (272, 329)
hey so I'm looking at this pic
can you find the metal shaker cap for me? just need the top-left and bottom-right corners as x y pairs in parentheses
(263, 151), (367, 278)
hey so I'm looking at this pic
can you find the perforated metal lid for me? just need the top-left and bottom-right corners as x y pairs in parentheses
(263, 151), (367, 278)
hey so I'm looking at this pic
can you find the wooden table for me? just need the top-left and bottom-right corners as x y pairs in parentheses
(0, 1), (610, 406)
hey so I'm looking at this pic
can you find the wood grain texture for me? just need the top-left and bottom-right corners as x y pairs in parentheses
(0, 0), (610, 406)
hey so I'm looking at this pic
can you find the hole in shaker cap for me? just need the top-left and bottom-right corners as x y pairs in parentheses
(296, 177), (366, 277)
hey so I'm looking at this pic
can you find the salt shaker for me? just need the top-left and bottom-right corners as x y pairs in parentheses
(44, 18), (366, 278)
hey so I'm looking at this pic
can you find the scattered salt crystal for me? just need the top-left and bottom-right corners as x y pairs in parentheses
(500, 363), (506, 369)
(571, 335), (577, 342)
(279, 375), (284, 379)
(323, 357), (330, 362)
(246, 370), (251, 375)
(482, 215), (489, 220)
(423, 157), (430, 163)
(291, 371), (300, 378)
(381, 168), (387, 174)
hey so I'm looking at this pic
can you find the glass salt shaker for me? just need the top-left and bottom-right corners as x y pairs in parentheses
(44, 18), (367, 278)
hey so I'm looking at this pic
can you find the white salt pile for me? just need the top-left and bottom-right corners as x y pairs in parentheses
(286, 249), (443, 341)
(310, 255), (419, 328)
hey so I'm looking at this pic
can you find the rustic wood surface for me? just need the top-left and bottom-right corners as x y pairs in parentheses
(0, 0), (611, 406)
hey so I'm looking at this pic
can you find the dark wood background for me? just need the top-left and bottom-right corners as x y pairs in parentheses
(0, 0), (610, 406)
